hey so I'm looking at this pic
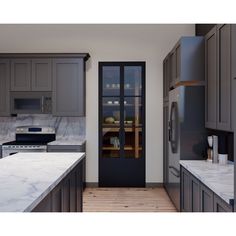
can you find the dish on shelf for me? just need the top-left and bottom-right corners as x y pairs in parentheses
(104, 117), (115, 124)
(114, 120), (120, 124)
(125, 120), (133, 124)
(107, 101), (113, 104)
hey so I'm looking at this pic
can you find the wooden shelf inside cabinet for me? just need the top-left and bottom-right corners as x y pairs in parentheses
(102, 145), (134, 151)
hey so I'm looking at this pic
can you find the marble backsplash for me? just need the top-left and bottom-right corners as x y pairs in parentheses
(0, 114), (85, 141)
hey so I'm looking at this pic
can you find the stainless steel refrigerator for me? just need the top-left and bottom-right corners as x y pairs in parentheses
(166, 85), (207, 211)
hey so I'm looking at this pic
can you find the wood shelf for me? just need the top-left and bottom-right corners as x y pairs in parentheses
(102, 145), (134, 151)
(103, 103), (142, 107)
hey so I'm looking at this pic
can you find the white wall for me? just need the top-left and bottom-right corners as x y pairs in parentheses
(0, 24), (195, 183)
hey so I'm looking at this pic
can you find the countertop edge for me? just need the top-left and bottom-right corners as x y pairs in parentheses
(180, 161), (233, 205)
(23, 153), (85, 212)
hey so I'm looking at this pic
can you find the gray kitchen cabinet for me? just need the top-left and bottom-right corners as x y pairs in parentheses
(200, 183), (214, 212)
(0, 59), (10, 116)
(11, 58), (52, 92)
(205, 24), (234, 131)
(181, 166), (233, 212)
(163, 55), (170, 101)
(169, 50), (176, 88)
(52, 58), (85, 116)
(11, 59), (31, 91)
(168, 37), (204, 89)
(214, 194), (233, 212)
(189, 174), (200, 212)
(205, 26), (217, 129)
(217, 24), (231, 131)
(51, 182), (63, 212)
(32, 59), (52, 91)
(181, 167), (191, 212)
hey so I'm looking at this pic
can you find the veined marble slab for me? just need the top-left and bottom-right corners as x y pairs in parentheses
(47, 137), (86, 146)
(0, 152), (85, 212)
(0, 114), (85, 141)
(180, 160), (234, 205)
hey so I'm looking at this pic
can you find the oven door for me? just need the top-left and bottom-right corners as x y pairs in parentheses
(2, 146), (47, 158)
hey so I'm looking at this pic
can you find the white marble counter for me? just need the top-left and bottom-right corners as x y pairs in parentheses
(48, 138), (86, 146)
(0, 152), (85, 212)
(180, 160), (234, 205)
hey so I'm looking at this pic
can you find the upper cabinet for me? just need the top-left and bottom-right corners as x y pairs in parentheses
(11, 59), (31, 91)
(163, 54), (170, 101)
(0, 59), (10, 116)
(32, 59), (52, 91)
(205, 25), (233, 131)
(52, 58), (85, 116)
(11, 58), (52, 91)
(168, 37), (205, 89)
(0, 53), (89, 117)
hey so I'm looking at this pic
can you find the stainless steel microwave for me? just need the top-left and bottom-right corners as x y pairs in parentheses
(10, 92), (52, 114)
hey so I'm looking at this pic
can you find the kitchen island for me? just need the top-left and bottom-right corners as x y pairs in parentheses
(0, 152), (85, 212)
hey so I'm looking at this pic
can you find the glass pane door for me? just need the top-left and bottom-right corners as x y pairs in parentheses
(123, 66), (143, 159)
(102, 66), (121, 158)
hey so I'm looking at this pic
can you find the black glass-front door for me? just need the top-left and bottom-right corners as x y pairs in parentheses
(99, 62), (145, 187)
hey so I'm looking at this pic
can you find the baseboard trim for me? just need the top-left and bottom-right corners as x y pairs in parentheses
(86, 182), (99, 187)
(85, 182), (163, 188)
(146, 183), (163, 188)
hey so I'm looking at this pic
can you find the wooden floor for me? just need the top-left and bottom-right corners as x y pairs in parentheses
(83, 187), (177, 212)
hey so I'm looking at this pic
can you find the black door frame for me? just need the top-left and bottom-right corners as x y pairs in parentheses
(98, 61), (146, 187)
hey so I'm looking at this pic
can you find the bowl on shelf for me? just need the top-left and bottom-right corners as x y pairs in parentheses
(114, 120), (120, 124)
(104, 117), (115, 124)
(126, 120), (133, 124)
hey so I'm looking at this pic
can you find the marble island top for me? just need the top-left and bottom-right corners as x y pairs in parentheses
(0, 152), (85, 212)
(180, 160), (234, 205)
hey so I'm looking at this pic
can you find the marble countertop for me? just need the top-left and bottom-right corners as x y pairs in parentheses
(180, 160), (234, 205)
(0, 152), (85, 212)
(47, 138), (86, 146)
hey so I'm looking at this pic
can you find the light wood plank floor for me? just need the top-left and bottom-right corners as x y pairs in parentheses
(83, 187), (177, 212)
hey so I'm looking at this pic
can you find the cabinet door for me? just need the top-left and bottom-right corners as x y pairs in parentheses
(52, 58), (85, 116)
(0, 59), (10, 116)
(176, 45), (181, 79)
(190, 174), (200, 212)
(52, 183), (63, 212)
(32, 194), (52, 212)
(181, 167), (191, 212)
(213, 194), (233, 212)
(205, 27), (217, 129)
(11, 59), (31, 91)
(32, 59), (52, 91)
(217, 24), (231, 131)
(200, 184), (214, 212)
(169, 51), (176, 88)
(76, 162), (83, 212)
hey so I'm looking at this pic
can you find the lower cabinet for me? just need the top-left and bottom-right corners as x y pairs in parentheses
(32, 157), (84, 212)
(200, 183), (214, 212)
(181, 166), (233, 212)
